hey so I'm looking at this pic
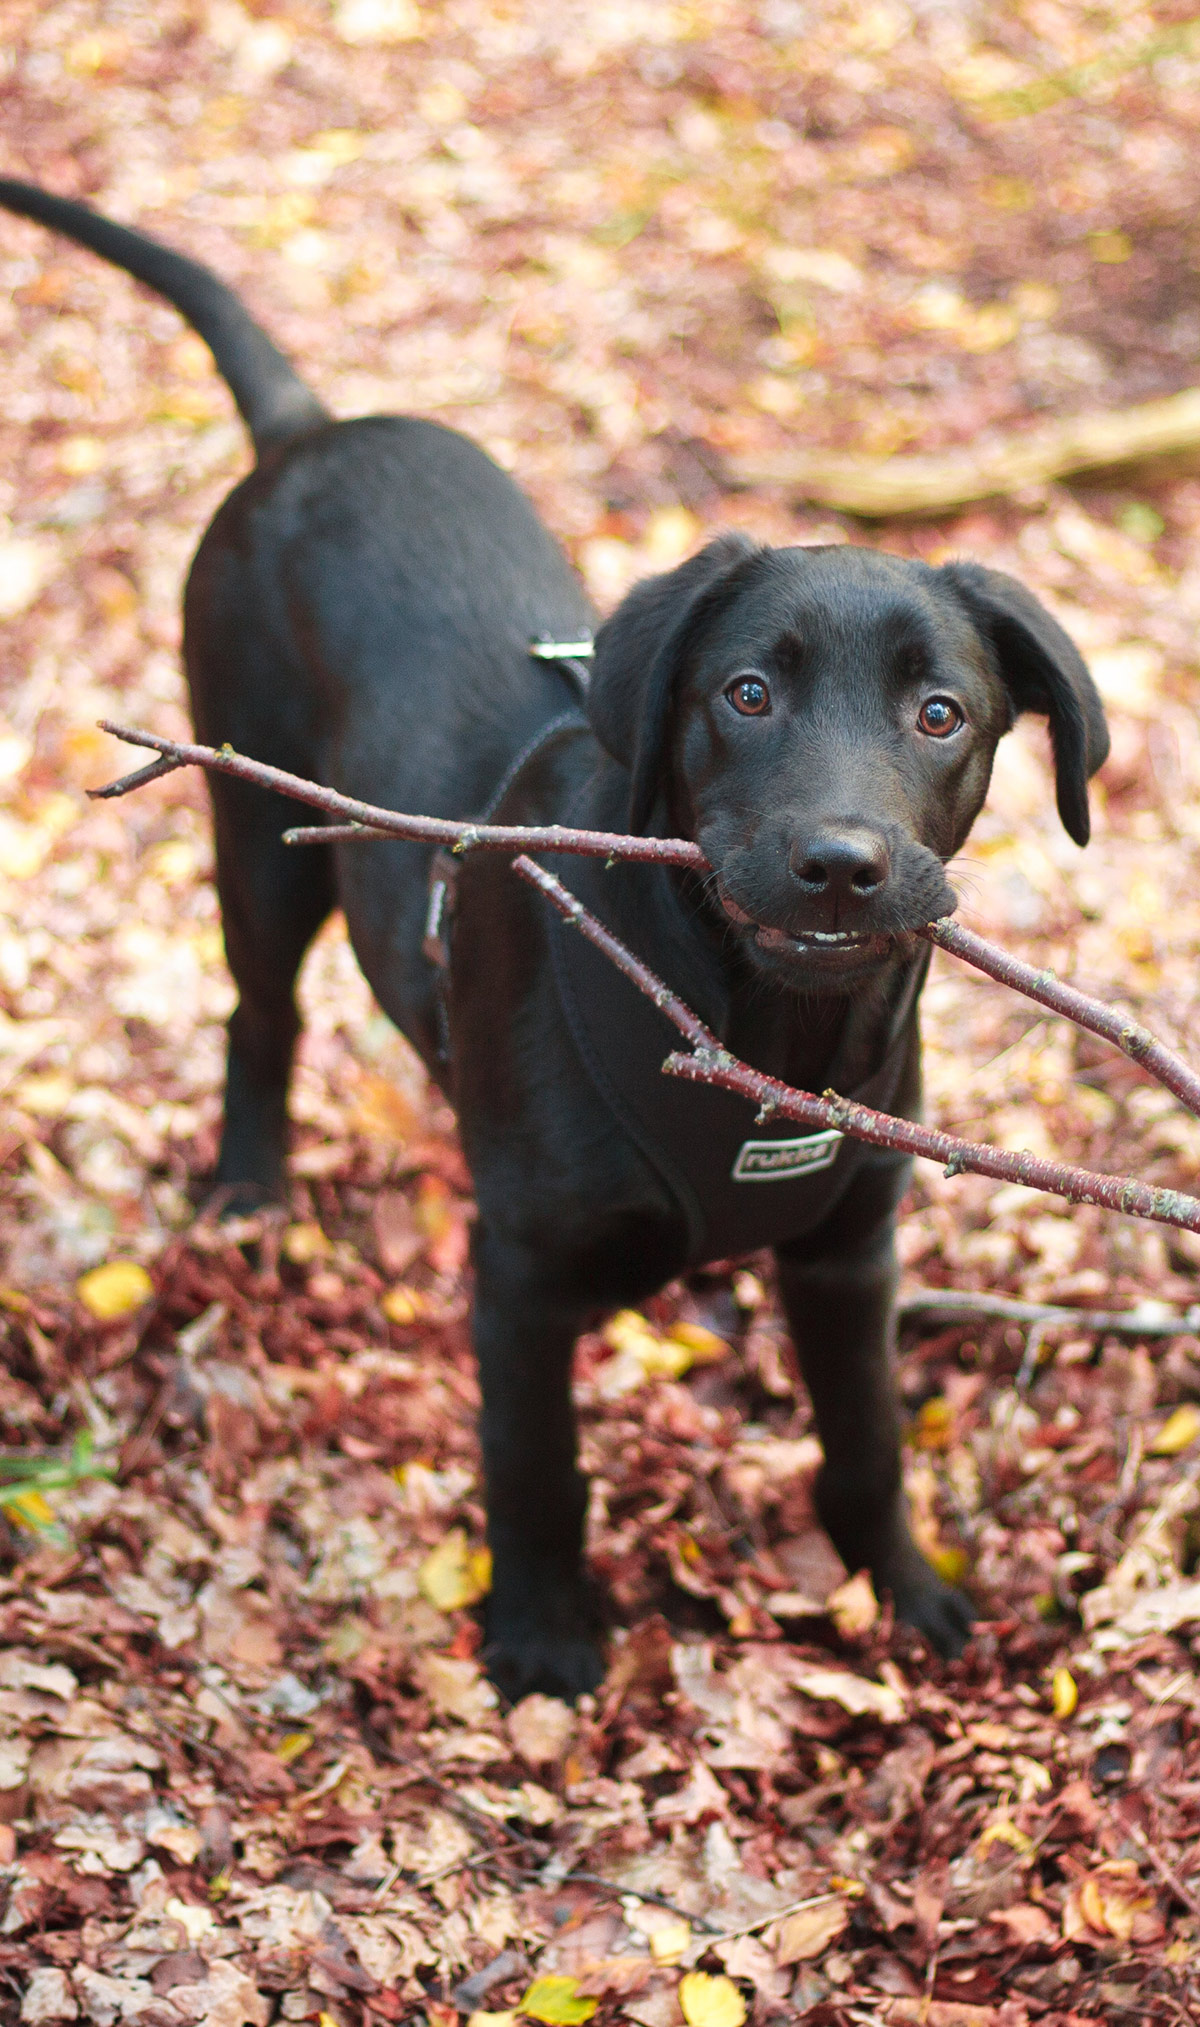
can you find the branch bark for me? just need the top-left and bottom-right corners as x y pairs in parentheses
(513, 855), (1200, 1239)
(898, 1286), (1200, 1338)
(93, 722), (1200, 1135)
(924, 917), (1200, 1120)
(92, 721), (705, 869)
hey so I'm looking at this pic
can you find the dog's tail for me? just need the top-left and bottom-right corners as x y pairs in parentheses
(0, 177), (330, 455)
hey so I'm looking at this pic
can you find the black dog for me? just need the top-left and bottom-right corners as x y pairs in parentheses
(1, 180), (1109, 1699)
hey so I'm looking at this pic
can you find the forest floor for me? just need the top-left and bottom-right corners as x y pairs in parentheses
(5, 3), (1200, 2022)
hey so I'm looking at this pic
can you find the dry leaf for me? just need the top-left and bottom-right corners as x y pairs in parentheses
(649, 1922), (689, 1965)
(415, 1651), (499, 1725)
(517, 1975), (597, 2024)
(791, 1665), (906, 1723)
(774, 1896), (849, 1964)
(678, 1972), (746, 2027)
(826, 1570), (879, 1638)
(419, 1528), (493, 1611)
(1063, 1861), (1163, 1945)
(281, 1221), (330, 1265)
(990, 1902), (1054, 1945)
(1149, 1404), (1200, 1455)
(1051, 1667), (1077, 1718)
(75, 1259), (153, 1320)
(507, 1694), (575, 1768)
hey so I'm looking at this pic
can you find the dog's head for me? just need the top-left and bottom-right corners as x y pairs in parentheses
(587, 536), (1109, 992)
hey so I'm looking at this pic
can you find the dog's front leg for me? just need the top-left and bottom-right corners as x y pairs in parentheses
(776, 1209), (973, 1658)
(472, 1228), (604, 1703)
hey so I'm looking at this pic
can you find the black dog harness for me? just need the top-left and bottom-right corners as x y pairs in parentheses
(425, 644), (922, 1266)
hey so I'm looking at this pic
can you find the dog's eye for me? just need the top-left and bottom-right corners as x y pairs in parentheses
(917, 696), (963, 738)
(726, 676), (771, 717)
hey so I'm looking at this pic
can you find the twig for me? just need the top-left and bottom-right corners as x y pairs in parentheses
(513, 856), (1200, 1239)
(90, 751), (188, 797)
(703, 1888), (853, 1945)
(94, 722), (1200, 1122)
(925, 917), (1200, 1121)
(1120, 1815), (1200, 1926)
(93, 722), (705, 869)
(898, 1287), (1200, 1338)
(559, 1872), (722, 1934)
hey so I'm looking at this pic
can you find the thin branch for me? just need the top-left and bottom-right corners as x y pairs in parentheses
(93, 723), (1200, 1128)
(90, 751), (189, 798)
(92, 722), (705, 869)
(926, 917), (1200, 1121)
(514, 855), (1200, 1239)
(899, 1286), (1200, 1338)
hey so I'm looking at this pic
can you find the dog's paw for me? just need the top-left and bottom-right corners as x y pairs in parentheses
(483, 1627), (605, 1705)
(890, 1566), (974, 1659)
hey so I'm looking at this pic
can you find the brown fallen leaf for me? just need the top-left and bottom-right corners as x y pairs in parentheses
(1063, 1861), (1164, 1945)
(773, 1896), (849, 1964)
(989, 1903), (1054, 1946)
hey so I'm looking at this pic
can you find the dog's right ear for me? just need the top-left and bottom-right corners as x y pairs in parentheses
(588, 532), (762, 832)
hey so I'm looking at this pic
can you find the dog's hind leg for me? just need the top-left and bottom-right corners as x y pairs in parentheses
(208, 774), (336, 1205)
(776, 1174), (974, 1659)
(471, 1226), (604, 1702)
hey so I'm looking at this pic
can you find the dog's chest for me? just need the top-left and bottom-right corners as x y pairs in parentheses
(545, 855), (923, 1267)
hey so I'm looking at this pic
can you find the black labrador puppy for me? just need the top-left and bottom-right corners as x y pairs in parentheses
(1, 181), (1109, 1699)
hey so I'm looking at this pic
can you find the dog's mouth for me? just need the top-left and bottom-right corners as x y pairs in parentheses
(716, 883), (899, 962)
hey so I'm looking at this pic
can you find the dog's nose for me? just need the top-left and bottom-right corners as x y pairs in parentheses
(789, 827), (890, 900)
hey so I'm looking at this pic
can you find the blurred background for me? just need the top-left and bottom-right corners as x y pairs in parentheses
(4, 0), (1200, 1291)
(3, 8), (1200, 2017)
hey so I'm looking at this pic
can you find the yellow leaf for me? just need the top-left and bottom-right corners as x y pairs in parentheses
(930, 1544), (969, 1585)
(517, 1975), (597, 2024)
(1149, 1405), (1200, 1456)
(679, 1972), (746, 2027)
(275, 1730), (314, 1765)
(381, 1283), (424, 1325)
(469, 2015), (517, 2027)
(1089, 228), (1132, 264)
(282, 1221), (330, 1265)
(667, 1321), (730, 1364)
(419, 1528), (492, 1611)
(650, 1921), (690, 1963)
(319, 2015), (341, 2027)
(978, 1818), (1034, 1858)
(76, 1260), (153, 1321)
(0, 1487), (59, 1533)
(1051, 1667), (1078, 1719)
(915, 1397), (954, 1450)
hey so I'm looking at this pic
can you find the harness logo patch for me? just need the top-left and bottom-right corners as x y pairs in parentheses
(731, 1130), (844, 1182)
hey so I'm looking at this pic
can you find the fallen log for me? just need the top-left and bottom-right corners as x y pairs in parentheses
(728, 384), (1200, 519)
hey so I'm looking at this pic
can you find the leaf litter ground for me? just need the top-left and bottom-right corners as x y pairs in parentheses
(5, 3), (1200, 2023)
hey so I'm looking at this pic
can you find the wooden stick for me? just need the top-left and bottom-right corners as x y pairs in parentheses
(514, 855), (1200, 1239)
(92, 721), (705, 869)
(898, 1286), (1200, 1339)
(925, 918), (1200, 1120)
(93, 722), (1200, 1123)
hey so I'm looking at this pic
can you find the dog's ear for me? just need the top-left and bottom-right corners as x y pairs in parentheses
(588, 532), (762, 832)
(939, 560), (1110, 846)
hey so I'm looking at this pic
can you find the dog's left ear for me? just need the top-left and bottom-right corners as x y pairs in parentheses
(589, 532), (763, 832)
(939, 560), (1109, 846)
